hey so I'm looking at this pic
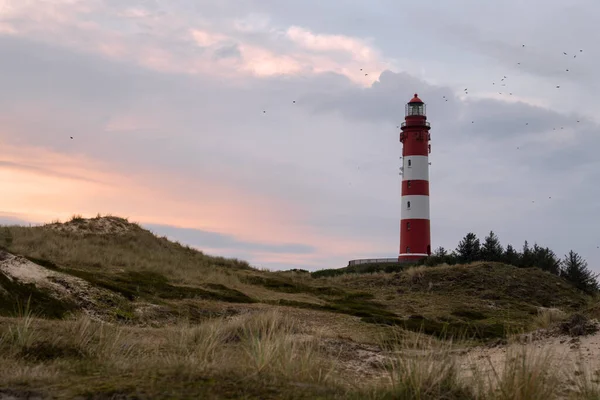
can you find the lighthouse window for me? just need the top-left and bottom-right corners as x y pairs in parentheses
(408, 160), (412, 167)
(407, 201), (411, 209)
(406, 247), (411, 253)
(407, 222), (411, 230)
(407, 105), (424, 116)
(407, 180), (411, 188)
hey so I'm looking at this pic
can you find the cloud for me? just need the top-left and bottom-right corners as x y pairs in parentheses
(0, 1), (392, 85)
(1, 0), (600, 273)
(145, 224), (316, 255)
(285, 26), (375, 60)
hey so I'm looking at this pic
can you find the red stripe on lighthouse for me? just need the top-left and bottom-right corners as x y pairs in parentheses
(401, 137), (429, 156)
(400, 219), (430, 257)
(401, 180), (429, 196)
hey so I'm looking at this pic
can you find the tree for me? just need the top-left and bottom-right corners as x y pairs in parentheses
(423, 246), (457, 266)
(519, 240), (534, 268)
(503, 244), (520, 266)
(561, 250), (599, 294)
(433, 247), (448, 258)
(480, 231), (504, 262)
(531, 244), (561, 275)
(455, 232), (481, 264)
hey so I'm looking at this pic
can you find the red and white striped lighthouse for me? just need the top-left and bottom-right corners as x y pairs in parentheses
(399, 93), (431, 262)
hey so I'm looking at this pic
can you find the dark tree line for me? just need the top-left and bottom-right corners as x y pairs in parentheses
(422, 231), (599, 294)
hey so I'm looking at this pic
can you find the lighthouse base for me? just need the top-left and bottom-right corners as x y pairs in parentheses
(398, 253), (429, 263)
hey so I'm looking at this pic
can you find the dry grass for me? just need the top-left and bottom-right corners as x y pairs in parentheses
(376, 329), (471, 399)
(404, 265), (428, 283)
(3, 218), (253, 288)
(1, 308), (600, 399)
(2, 217), (599, 398)
(0, 308), (344, 398)
(480, 345), (563, 400)
(531, 307), (568, 330)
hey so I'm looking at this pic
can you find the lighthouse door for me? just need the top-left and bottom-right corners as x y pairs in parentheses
(427, 245), (431, 255)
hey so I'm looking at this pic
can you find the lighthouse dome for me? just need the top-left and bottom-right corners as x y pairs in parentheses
(408, 93), (423, 104)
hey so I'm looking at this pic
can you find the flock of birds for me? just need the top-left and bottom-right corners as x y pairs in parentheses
(392, 45), (588, 207)
(253, 46), (590, 209)
(64, 44), (589, 212)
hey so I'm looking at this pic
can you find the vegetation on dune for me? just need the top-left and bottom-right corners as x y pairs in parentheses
(0, 215), (252, 280)
(427, 231), (599, 295)
(0, 306), (599, 399)
(1, 216), (597, 341)
(1, 215), (600, 398)
(315, 230), (599, 296)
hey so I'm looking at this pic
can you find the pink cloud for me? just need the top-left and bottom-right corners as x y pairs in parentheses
(286, 26), (376, 61)
(0, 142), (386, 268)
(0, 1), (393, 86)
(190, 29), (229, 48)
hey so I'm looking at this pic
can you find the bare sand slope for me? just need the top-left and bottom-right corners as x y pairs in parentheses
(458, 319), (600, 397)
(0, 250), (123, 320)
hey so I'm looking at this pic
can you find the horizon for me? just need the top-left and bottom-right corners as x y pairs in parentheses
(1, 0), (599, 272)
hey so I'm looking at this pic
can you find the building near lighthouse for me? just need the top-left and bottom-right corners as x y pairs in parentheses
(398, 93), (431, 262)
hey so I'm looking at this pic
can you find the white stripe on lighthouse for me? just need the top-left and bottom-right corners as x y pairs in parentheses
(402, 156), (429, 181)
(401, 195), (430, 220)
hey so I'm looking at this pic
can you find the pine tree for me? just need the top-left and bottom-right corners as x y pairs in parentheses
(519, 240), (534, 268)
(455, 232), (481, 263)
(480, 231), (504, 262)
(531, 244), (561, 275)
(447, 251), (459, 265)
(434, 247), (448, 258)
(561, 250), (599, 294)
(503, 244), (520, 266)
(424, 246), (448, 266)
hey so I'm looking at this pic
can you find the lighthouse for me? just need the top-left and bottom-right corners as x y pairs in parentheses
(399, 93), (431, 262)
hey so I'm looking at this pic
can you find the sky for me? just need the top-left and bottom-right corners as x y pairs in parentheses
(1, 0), (600, 272)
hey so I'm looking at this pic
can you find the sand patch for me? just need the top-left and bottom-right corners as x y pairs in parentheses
(0, 250), (124, 321)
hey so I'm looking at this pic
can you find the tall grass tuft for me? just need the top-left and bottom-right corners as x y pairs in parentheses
(238, 310), (336, 384)
(2, 297), (37, 350)
(569, 358), (600, 400)
(531, 307), (567, 330)
(479, 344), (563, 400)
(377, 329), (473, 399)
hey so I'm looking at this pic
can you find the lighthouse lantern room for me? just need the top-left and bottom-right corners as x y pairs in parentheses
(399, 93), (431, 262)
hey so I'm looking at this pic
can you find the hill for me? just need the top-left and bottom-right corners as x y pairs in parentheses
(0, 216), (591, 335)
(0, 215), (598, 399)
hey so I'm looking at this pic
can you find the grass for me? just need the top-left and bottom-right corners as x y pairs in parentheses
(2, 216), (600, 397)
(1, 218), (593, 341)
(310, 262), (414, 278)
(2, 309), (598, 399)
(0, 310), (348, 399)
(60, 268), (257, 304)
(315, 262), (590, 339)
(3, 217), (252, 285)
(472, 344), (564, 400)
(531, 307), (568, 330)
